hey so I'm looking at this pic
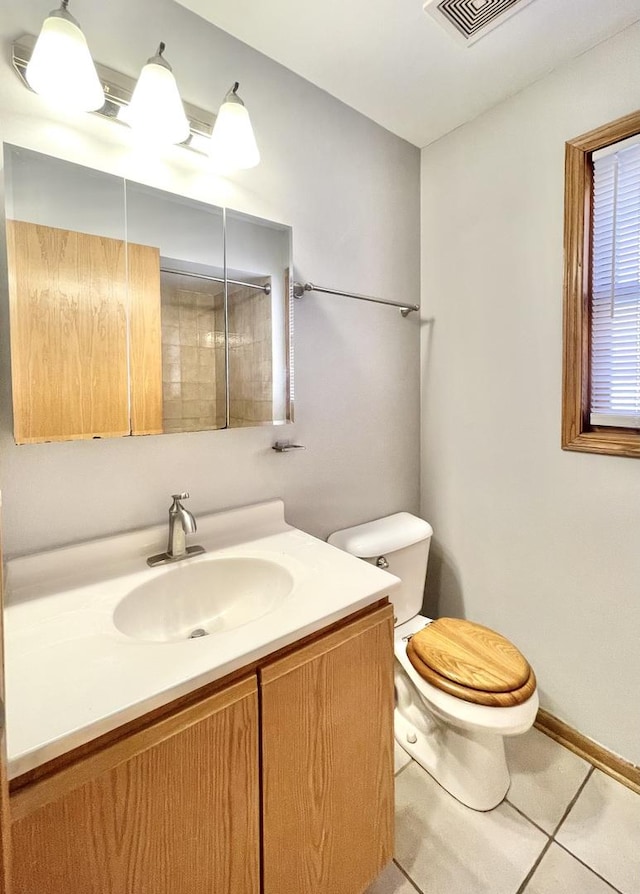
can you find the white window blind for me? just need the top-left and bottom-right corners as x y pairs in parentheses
(590, 135), (640, 427)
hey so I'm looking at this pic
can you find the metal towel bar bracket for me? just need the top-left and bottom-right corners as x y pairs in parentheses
(293, 281), (419, 317)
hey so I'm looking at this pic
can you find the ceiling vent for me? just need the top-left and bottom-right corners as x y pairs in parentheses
(424, 0), (538, 46)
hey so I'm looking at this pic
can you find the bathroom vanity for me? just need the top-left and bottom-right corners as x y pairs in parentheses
(4, 501), (396, 894)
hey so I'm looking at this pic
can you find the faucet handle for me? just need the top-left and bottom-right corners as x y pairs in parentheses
(171, 492), (190, 502)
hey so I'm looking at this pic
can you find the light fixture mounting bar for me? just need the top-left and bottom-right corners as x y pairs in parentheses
(11, 34), (215, 153)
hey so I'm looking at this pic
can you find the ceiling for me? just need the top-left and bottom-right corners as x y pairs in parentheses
(175, 0), (640, 147)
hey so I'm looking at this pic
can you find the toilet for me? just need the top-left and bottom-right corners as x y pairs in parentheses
(328, 512), (539, 811)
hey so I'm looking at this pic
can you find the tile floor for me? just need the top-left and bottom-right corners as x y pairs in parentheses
(366, 727), (640, 894)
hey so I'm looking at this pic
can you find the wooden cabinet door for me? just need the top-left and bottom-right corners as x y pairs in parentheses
(261, 604), (395, 894)
(11, 677), (259, 894)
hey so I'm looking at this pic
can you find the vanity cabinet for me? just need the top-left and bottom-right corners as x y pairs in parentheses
(9, 603), (393, 894)
(10, 677), (260, 894)
(261, 605), (395, 894)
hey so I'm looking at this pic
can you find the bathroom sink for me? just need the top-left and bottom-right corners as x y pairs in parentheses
(6, 499), (399, 777)
(113, 556), (294, 643)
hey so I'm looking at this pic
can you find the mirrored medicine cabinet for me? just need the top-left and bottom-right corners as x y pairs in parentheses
(3, 144), (293, 444)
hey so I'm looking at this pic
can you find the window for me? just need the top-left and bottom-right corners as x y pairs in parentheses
(562, 109), (640, 457)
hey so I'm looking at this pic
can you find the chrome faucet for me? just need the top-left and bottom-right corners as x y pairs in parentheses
(147, 493), (206, 567)
(168, 492), (197, 558)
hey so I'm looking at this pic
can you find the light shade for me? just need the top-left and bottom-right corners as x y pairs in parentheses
(120, 43), (190, 146)
(26, 2), (104, 112)
(209, 83), (260, 170)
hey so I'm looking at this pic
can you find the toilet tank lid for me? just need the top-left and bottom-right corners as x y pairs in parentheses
(328, 512), (433, 558)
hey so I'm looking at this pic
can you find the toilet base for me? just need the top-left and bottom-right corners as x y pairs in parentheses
(394, 669), (510, 811)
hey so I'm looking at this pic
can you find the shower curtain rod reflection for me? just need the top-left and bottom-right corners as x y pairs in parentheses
(160, 266), (272, 294)
(293, 281), (419, 316)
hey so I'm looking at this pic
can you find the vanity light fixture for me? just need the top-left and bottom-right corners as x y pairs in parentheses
(26, 0), (104, 112)
(13, 31), (261, 169)
(209, 82), (260, 170)
(119, 42), (190, 146)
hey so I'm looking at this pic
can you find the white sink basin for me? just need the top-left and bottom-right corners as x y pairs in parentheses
(113, 556), (294, 643)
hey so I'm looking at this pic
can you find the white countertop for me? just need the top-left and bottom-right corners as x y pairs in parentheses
(4, 500), (399, 780)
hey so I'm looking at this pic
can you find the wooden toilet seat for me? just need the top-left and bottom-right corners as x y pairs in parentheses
(406, 618), (537, 707)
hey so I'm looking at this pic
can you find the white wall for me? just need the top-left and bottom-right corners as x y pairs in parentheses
(0, 0), (420, 556)
(420, 22), (640, 764)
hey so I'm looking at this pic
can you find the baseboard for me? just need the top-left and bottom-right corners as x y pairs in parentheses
(535, 708), (640, 795)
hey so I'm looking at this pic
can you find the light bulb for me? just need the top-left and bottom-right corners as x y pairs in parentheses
(120, 43), (190, 146)
(26, 1), (104, 112)
(209, 83), (260, 171)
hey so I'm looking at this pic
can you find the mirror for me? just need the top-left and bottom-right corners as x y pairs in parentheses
(3, 144), (293, 443)
(226, 209), (292, 427)
(4, 145), (130, 443)
(124, 180), (226, 435)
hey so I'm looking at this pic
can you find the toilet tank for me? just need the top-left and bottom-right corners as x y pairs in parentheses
(328, 513), (433, 625)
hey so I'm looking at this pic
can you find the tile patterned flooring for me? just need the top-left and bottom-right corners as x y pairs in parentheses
(366, 727), (640, 894)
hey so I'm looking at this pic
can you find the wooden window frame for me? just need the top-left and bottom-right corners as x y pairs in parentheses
(562, 108), (640, 457)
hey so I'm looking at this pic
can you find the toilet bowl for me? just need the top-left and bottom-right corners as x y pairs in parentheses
(328, 513), (539, 812)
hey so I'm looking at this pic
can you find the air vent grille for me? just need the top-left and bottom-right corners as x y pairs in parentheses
(424, 0), (537, 45)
